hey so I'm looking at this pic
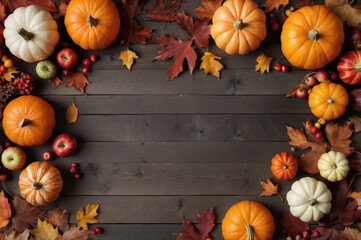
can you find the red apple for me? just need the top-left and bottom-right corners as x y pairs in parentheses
(1, 147), (26, 170)
(296, 87), (308, 99)
(43, 151), (54, 161)
(53, 133), (77, 157)
(56, 48), (77, 69)
(316, 70), (329, 82)
(305, 76), (317, 87)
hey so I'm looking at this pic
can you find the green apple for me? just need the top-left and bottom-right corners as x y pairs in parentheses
(36, 60), (57, 80)
(1, 147), (26, 170)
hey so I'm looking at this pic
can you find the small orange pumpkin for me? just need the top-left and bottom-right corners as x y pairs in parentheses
(281, 5), (344, 70)
(211, 0), (266, 55)
(19, 161), (63, 206)
(64, 0), (120, 50)
(222, 201), (275, 240)
(308, 82), (349, 121)
(271, 152), (298, 180)
(2, 95), (55, 146)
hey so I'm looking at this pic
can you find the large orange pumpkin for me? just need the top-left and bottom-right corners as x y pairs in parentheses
(222, 201), (275, 240)
(281, 5), (344, 70)
(2, 95), (55, 146)
(211, 0), (266, 55)
(19, 161), (63, 206)
(308, 82), (349, 121)
(64, 0), (120, 50)
(271, 152), (298, 180)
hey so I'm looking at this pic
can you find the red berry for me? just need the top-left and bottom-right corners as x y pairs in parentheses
(270, 20), (280, 31)
(302, 230), (309, 238)
(95, 227), (102, 234)
(61, 41), (70, 48)
(20, 90), (25, 95)
(311, 126), (319, 134)
(43, 151), (54, 161)
(4, 141), (12, 148)
(330, 72), (338, 81)
(0, 174), (7, 181)
(90, 229), (96, 235)
(73, 173), (82, 180)
(205, 238), (212, 240)
(82, 59), (91, 67)
(120, 39), (127, 45)
(281, 65), (288, 72)
(69, 166), (77, 174)
(274, 63), (281, 71)
(90, 55), (97, 62)
(71, 162), (77, 167)
(0, 65), (6, 73)
(313, 230), (319, 237)
(315, 131), (323, 140)
(83, 67), (89, 73)
(63, 69), (70, 76)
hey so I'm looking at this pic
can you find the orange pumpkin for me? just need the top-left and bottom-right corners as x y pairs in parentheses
(2, 95), (55, 146)
(64, 0), (120, 50)
(271, 152), (298, 180)
(211, 0), (266, 55)
(308, 82), (349, 121)
(281, 5), (344, 70)
(222, 201), (275, 240)
(19, 161), (63, 206)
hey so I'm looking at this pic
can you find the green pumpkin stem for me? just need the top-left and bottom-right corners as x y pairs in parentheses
(19, 118), (31, 127)
(245, 224), (254, 240)
(87, 15), (98, 28)
(355, 62), (361, 71)
(308, 29), (319, 41)
(32, 182), (43, 190)
(234, 19), (246, 30)
(17, 28), (35, 41)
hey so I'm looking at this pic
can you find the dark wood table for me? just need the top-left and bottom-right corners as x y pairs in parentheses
(7, 0), (361, 239)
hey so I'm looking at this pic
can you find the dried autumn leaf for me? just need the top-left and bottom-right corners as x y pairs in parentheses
(280, 214), (309, 237)
(119, 0), (143, 20)
(119, 50), (139, 71)
(65, 73), (90, 94)
(31, 219), (60, 240)
(200, 52), (223, 79)
(325, 0), (361, 27)
(193, 0), (222, 20)
(349, 158), (361, 175)
(154, 35), (196, 81)
(76, 204), (99, 230)
(285, 87), (299, 98)
(45, 208), (70, 233)
(325, 121), (354, 157)
(324, 179), (349, 224)
(0, 2), (5, 24)
(0, 232), (3, 240)
(343, 227), (361, 240)
(58, 1), (68, 17)
(0, 68), (19, 82)
(340, 200), (361, 227)
(4, 196), (45, 235)
(5, 229), (30, 240)
(259, 178), (279, 197)
(49, 77), (62, 88)
(314, 227), (343, 240)
(173, 208), (215, 240)
(262, 0), (289, 13)
(0, 191), (11, 228)
(120, 20), (152, 45)
(349, 115), (361, 133)
(255, 54), (272, 74)
(65, 99), (78, 124)
(58, 227), (90, 240)
(2, 0), (58, 13)
(295, 0), (315, 9)
(145, 0), (184, 22)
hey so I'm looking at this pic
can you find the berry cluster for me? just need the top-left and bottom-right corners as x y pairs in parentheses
(69, 162), (82, 180)
(274, 63), (288, 72)
(268, 7), (294, 31)
(311, 118), (327, 142)
(82, 54), (97, 74)
(13, 73), (36, 95)
(90, 227), (103, 235)
(287, 230), (319, 240)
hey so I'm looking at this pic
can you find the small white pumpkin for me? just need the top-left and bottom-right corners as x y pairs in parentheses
(318, 151), (349, 182)
(286, 177), (332, 222)
(4, 5), (59, 62)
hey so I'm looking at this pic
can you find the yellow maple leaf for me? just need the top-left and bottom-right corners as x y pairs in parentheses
(0, 68), (19, 82)
(255, 54), (272, 74)
(262, 0), (289, 13)
(200, 52), (223, 79)
(76, 204), (99, 230)
(31, 219), (59, 240)
(65, 98), (78, 124)
(343, 227), (361, 240)
(325, 0), (361, 27)
(119, 50), (139, 71)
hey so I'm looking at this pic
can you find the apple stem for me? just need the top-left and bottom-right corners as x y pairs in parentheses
(18, 118), (31, 127)
(87, 15), (98, 28)
(17, 28), (35, 41)
(32, 182), (43, 190)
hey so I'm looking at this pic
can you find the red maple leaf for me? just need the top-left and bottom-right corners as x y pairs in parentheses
(65, 73), (90, 93)
(119, 0), (143, 21)
(176, 11), (211, 48)
(173, 208), (215, 240)
(2, 0), (57, 13)
(193, 0), (222, 20)
(154, 34), (197, 81)
(121, 20), (152, 44)
(145, 0), (184, 22)
(295, 0), (315, 9)
(280, 214), (309, 237)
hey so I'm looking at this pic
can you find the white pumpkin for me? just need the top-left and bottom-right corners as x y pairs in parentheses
(4, 5), (59, 62)
(318, 151), (349, 182)
(286, 177), (332, 222)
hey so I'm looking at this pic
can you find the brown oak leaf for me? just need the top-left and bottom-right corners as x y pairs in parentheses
(4, 196), (45, 235)
(259, 178), (279, 197)
(173, 208), (215, 240)
(49, 77), (62, 88)
(295, 0), (315, 9)
(325, 121), (354, 157)
(58, 227), (90, 240)
(349, 115), (361, 133)
(280, 214), (309, 237)
(45, 208), (70, 233)
(261, 0), (289, 13)
(65, 73), (90, 93)
(121, 20), (152, 44)
(193, 0), (222, 20)
(2, 0), (58, 13)
(154, 35), (196, 81)
(145, 0), (184, 22)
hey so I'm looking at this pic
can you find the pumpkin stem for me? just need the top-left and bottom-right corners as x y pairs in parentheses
(332, 164), (337, 169)
(354, 62), (361, 71)
(19, 118), (31, 127)
(17, 28), (35, 41)
(234, 19), (246, 30)
(327, 98), (333, 104)
(245, 224), (254, 240)
(309, 199), (317, 206)
(87, 15), (98, 28)
(283, 165), (289, 169)
(32, 182), (43, 190)
(308, 29), (319, 41)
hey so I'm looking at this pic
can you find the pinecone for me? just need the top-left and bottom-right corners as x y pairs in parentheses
(0, 84), (17, 103)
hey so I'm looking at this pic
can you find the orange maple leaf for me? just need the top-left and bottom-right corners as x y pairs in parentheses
(262, 0), (289, 13)
(49, 77), (62, 89)
(65, 73), (90, 94)
(0, 191), (11, 229)
(325, 121), (355, 157)
(259, 178), (284, 202)
(193, 0), (222, 20)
